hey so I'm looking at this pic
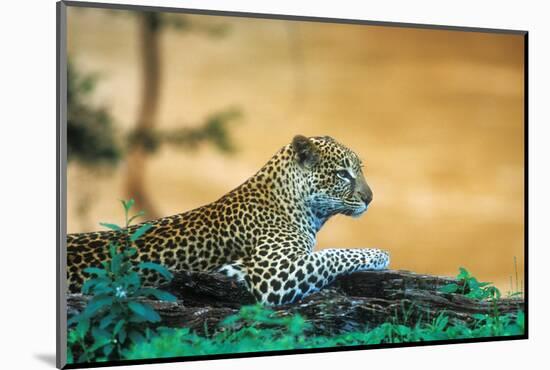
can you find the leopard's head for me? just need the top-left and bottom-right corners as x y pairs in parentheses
(291, 135), (373, 219)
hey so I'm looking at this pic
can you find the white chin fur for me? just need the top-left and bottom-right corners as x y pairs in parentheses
(351, 206), (367, 218)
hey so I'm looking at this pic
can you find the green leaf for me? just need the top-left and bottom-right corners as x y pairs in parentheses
(129, 314), (147, 323)
(118, 326), (127, 344)
(109, 243), (117, 259)
(67, 347), (73, 364)
(111, 253), (123, 275)
(99, 222), (122, 231)
(113, 319), (125, 334)
(77, 352), (89, 364)
(130, 223), (153, 242)
(466, 290), (484, 299)
(128, 211), (145, 225)
(468, 277), (480, 291)
(439, 283), (459, 293)
(472, 313), (487, 321)
(288, 315), (307, 335)
(67, 315), (80, 327)
(84, 296), (113, 317)
(89, 337), (111, 352)
(138, 262), (173, 281)
(395, 325), (411, 337)
(432, 314), (448, 331)
(122, 199), (135, 211)
(99, 313), (115, 329)
(76, 318), (90, 338)
(128, 330), (146, 345)
(458, 267), (471, 280)
(123, 271), (141, 289)
(437, 316), (449, 330)
(92, 282), (113, 295)
(516, 311), (525, 328)
(83, 267), (107, 277)
(221, 314), (239, 327)
(103, 344), (114, 357)
(125, 247), (138, 257)
(118, 260), (133, 276)
(91, 326), (111, 342)
(503, 324), (522, 336)
(81, 279), (96, 295)
(128, 301), (161, 322)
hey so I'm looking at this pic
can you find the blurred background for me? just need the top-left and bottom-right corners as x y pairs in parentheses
(66, 7), (525, 293)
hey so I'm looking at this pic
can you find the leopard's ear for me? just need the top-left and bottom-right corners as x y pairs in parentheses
(292, 135), (320, 169)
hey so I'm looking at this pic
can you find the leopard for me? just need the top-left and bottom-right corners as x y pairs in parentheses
(67, 135), (390, 305)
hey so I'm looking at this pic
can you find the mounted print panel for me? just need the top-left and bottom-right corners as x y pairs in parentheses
(57, 1), (527, 368)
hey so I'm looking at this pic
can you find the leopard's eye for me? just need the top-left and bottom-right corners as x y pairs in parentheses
(336, 169), (351, 181)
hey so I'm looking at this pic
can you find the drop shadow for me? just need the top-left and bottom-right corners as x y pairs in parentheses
(34, 353), (57, 367)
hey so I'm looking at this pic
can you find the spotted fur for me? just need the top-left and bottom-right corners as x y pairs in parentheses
(67, 135), (390, 305)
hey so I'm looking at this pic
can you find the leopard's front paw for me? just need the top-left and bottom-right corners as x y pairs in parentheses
(375, 249), (390, 270)
(365, 248), (390, 270)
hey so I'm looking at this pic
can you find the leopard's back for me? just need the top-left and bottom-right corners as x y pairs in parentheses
(66, 201), (255, 293)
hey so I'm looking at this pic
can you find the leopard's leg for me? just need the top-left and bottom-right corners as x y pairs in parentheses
(245, 242), (390, 305)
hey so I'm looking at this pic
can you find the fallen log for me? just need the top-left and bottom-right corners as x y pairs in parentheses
(67, 270), (524, 336)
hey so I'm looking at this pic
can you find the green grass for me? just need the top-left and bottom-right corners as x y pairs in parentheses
(124, 303), (524, 361)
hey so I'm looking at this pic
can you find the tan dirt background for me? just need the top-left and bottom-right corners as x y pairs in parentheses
(66, 8), (525, 293)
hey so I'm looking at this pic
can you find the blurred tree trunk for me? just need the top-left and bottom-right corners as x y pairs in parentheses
(126, 12), (162, 219)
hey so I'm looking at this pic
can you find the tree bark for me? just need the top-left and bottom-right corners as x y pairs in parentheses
(125, 12), (162, 219)
(67, 270), (524, 336)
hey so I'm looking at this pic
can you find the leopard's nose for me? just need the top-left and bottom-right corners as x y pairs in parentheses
(359, 187), (373, 206)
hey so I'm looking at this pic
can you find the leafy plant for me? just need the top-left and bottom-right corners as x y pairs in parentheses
(436, 267), (524, 338)
(439, 267), (501, 300)
(67, 199), (176, 363)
